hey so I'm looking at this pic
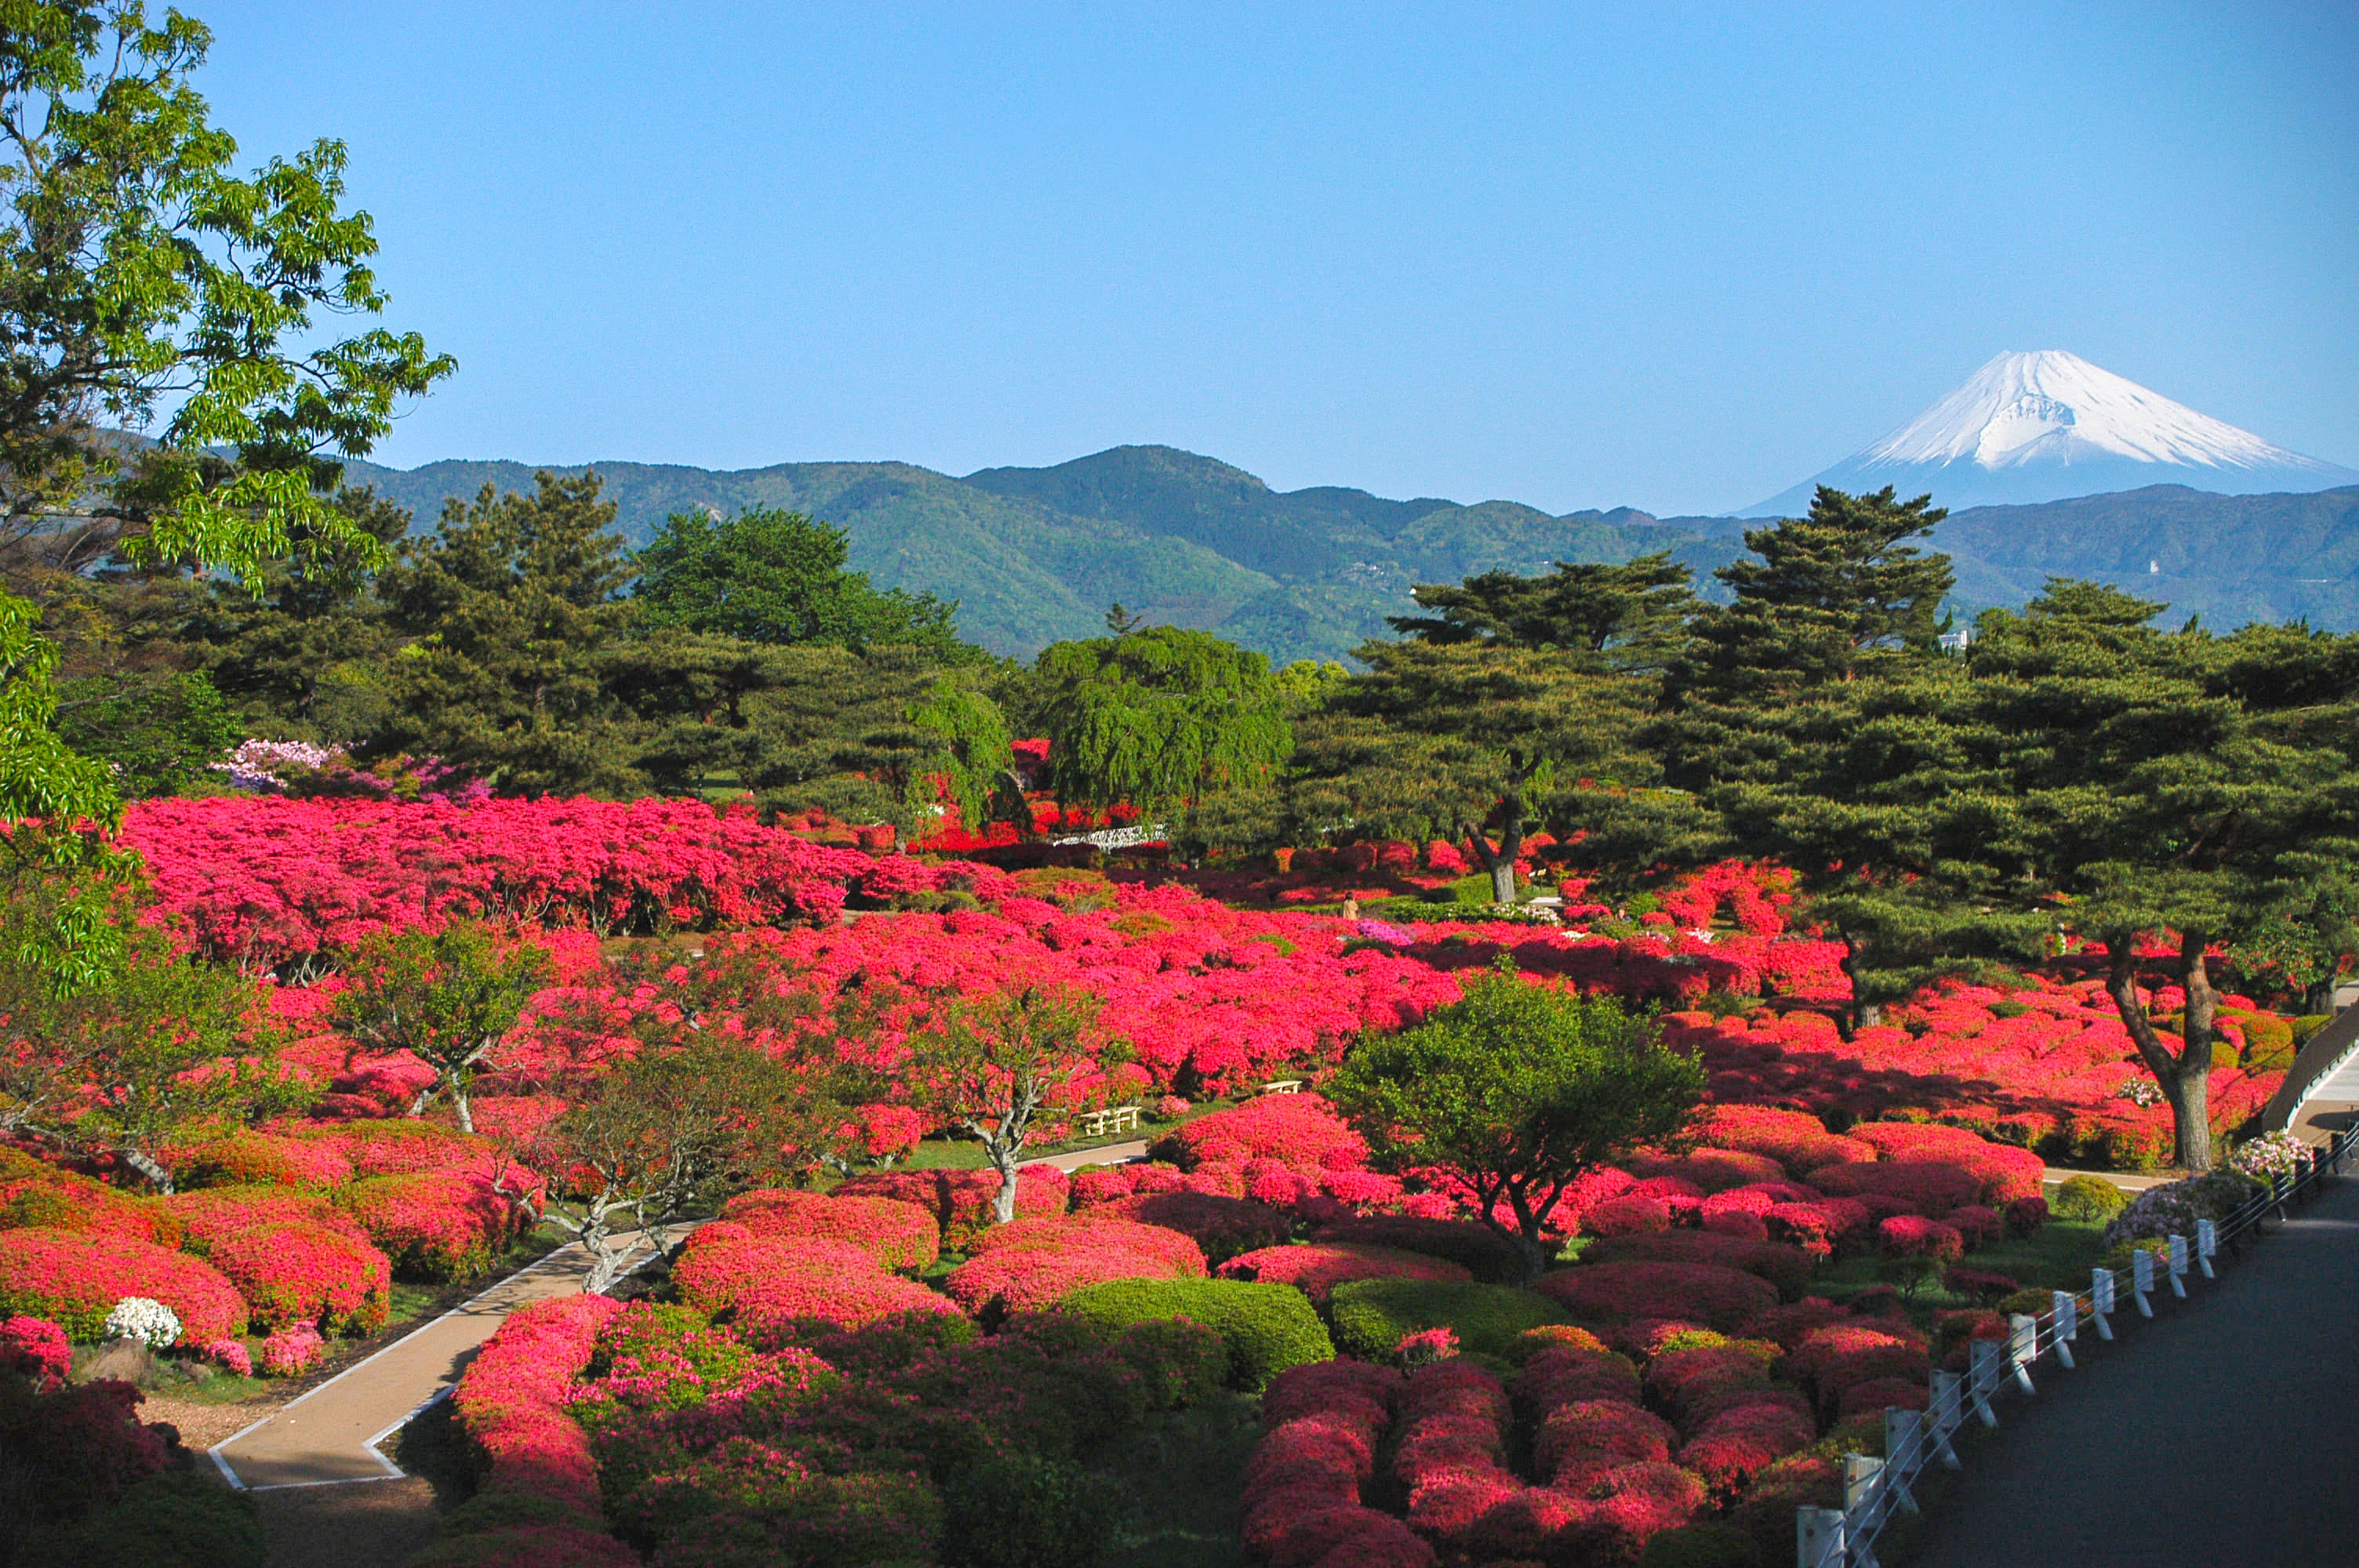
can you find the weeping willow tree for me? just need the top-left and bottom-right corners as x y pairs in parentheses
(1020, 626), (1293, 827)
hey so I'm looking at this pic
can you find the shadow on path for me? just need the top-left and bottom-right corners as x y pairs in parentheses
(1912, 1174), (2359, 1568)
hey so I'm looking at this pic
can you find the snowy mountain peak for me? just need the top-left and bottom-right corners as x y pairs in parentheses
(1743, 350), (2359, 516)
(1863, 350), (2299, 472)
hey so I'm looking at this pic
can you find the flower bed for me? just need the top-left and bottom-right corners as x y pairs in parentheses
(205, 1221), (392, 1336)
(337, 1173), (527, 1280)
(718, 1189), (941, 1272)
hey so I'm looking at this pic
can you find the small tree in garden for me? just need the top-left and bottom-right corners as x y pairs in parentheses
(516, 1035), (826, 1294)
(0, 877), (305, 1189)
(910, 984), (1113, 1225)
(336, 920), (551, 1133)
(1328, 964), (1704, 1284)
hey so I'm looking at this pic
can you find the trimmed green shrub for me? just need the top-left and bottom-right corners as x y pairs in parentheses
(20, 1469), (267, 1568)
(1641, 1520), (1766, 1568)
(2293, 1015), (2334, 1047)
(1107, 1319), (1228, 1410)
(941, 1454), (1125, 1568)
(1327, 1277), (1570, 1360)
(2049, 1174), (2128, 1224)
(1057, 1278), (1332, 1390)
(2229, 1012), (2295, 1071)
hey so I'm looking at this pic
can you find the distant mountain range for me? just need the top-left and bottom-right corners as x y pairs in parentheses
(342, 445), (2359, 662)
(1747, 350), (2359, 515)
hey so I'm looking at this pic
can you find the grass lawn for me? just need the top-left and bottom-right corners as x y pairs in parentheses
(1805, 1216), (2113, 1316)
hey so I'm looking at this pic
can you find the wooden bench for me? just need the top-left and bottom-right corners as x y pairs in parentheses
(1076, 1104), (1143, 1138)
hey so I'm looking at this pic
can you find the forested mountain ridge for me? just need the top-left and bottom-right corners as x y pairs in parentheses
(341, 445), (2359, 659)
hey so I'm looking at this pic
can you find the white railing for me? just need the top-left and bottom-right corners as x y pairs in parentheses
(1051, 822), (1169, 851)
(1798, 1125), (2354, 1567)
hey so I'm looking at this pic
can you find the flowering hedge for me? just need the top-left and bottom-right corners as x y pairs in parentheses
(338, 1174), (527, 1279)
(1156, 1093), (1371, 1171)
(944, 1217), (1208, 1319)
(831, 1164), (1070, 1248)
(717, 1189), (941, 1272)
(0, 1153), (180, 1247)
(673, 1230), (961, 1339)
(1218, 1243), (1474, 1305)
(207, 1221), (392, 1335)
(1532, 1261), (1779, 1334)
(0, 1229), (247, 1343)
(1, 1315), (72, 1385)
(449, 1293), (623, 1525)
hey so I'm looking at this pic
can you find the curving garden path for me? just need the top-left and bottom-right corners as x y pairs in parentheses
(211, 1229), (679, 1491)
(1910, 1165), (2359, 1567)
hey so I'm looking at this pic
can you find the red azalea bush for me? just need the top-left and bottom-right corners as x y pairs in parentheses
(338, 1173), (527, 1279)
(718, 1189), (941, 1272)
(943, 1222), (1207, 1318)
(1576, 1232), (1816, 1302)
(0, 1315), (71, 1385)
(165, 1185), (373, 1250)
(1219, 1243), (1474, 1305)
(451, 1293), (624, 1519)
(1532, 1398), (1677, 1486)
(673, 1232), (960, 1338)
(0, 1229), (246, 1342)
(1155, 1093), (1370, 1171)
(0, 1156), (180, 1247)
(1534, 1262), (1780, 1334)
(1875, 1215), (1966, 1262)
(1628, 1148), (1788, 1195)
(1787, 1323), (1932, 1418)
(1515, 1346), (1645, 1414)
(176, 1129), (358, 1189)
(1106, 1190), (1292, 1265)
(207, 1221), (393, 1335)
(831, 1165), (1069, 1247)
(1582, 1195), (1674, 1239)
(1312, 1217), (1528, 1284)
(1677, 1399), (1818, 1504)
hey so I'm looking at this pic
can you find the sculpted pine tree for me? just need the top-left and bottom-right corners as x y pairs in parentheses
(377, 474), (641, 796)
(1389, 552), (1701, 673)
(1286, 641), (1655, 903)
(634, 506), (976, 663)
(1659, 487), (1961, 1025)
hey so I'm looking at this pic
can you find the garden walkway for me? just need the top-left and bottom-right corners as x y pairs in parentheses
(1911, 1167), (2359, 1567)
(212, 1227), (680, 1491)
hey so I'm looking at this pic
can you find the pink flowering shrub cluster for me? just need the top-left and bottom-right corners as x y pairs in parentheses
(205, 1221), (392, 1335)
(446, 1292), (631, 1565)
(944, 1215), (1209, 1319)
(0, 1229), (246, 1344)
(1, 1315), (72, 1385)
(718, 1189), (942, 1272)
(260, 1322), (325, 1377)
(1242, 1359), (1433, 1568)
(673, 1225), (962, 1341)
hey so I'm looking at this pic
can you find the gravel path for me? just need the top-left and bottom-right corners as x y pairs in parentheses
(1911, 1169), (2359, 1567)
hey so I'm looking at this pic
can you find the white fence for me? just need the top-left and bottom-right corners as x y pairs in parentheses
(1798, 1124), (2354, 1567)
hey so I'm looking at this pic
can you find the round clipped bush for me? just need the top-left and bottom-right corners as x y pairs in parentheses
(1327, 1277), (1570, 1361)
(1574, 1232), (1815, 1301)
(718, 1189), (940, 1272)
(1217, 1243), (1474, 1305)
(1637, 1519), (1766, 1568)
(0, 1157), (180, 1247)
(1532, 1261), (1779, 1334)
(338, 1174), (523, 1280)
(1107, 1191), (1291, 1265)
(0, 1229), (246, 1342)
(166, 1185), (373, 1251)
(176, 1131), (354, 1190)
(1310, 1215), (1527, 1283)
(1058, 1277), (1335, 1390)
(209, 1221), (392, 1335)
(1150, 1092), (1369, 1171)
(17, 1468), (267, 1568)
(2050, 1174), (2128, 1224)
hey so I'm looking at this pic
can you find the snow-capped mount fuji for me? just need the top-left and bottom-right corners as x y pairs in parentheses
(1743, 350), (2359, 516)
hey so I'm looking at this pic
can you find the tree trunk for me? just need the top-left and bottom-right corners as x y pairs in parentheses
(2102, 931), (2216, 1172)
(990, 1145), (1021, 1225)
(1465, 805), (1526, 906)
(454, 1087), (474, 1134)
(1837, 937), (1881, 1036)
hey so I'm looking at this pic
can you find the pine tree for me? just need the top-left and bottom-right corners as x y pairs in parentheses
(1390, 551), (1701, 673)
(376, 474), (641, 796)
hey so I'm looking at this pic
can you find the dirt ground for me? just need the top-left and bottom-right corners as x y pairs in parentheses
(256, 1478), (439, 1568)
(140, 1388), (296, 1452)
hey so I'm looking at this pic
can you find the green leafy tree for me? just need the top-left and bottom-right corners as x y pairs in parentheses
(376, 474), (640, 796)
(514, 1033), (837, 1294)
(907, 984), (1115, 1225)
(187, 486), (411, 738)
(333, 920), (552, 1134)
(0, 2), (450, 837)
(1328, 964), (1703, 1283)
(634, 506), (976, 662)
(50, 666), (238, 797)
(0, 876), (304, 1189)
(1023, 626), (1292, 826)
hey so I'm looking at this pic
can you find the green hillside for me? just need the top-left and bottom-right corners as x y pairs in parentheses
(341, 448), (2359, 660)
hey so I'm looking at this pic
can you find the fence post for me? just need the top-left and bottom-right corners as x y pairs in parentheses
(2132, 1247), (2155, 1316)
(1967, 1340), (2003, 1425)
(2050, 1290), (2077, 1369)
(2005, 1314), (2038, 1393)
(2089, 1267), (2115, 1340)
(1883, 1408), (1924, 1512)
(2194, 1218), (2218, 1279)
(2167, 1234), (2190, 1298)
(2273, 1172), (2292, 1221)
(1843, 1454), (1888, 1566)
(1927, 1370), (1963, 1468)
(1797, 1506), (1845, 1568)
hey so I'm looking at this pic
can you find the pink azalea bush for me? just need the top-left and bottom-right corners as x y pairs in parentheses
(0, 1229), (247, 1343)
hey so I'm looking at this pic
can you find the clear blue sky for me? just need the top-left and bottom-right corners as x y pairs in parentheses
(195, 2), (2355, 515)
